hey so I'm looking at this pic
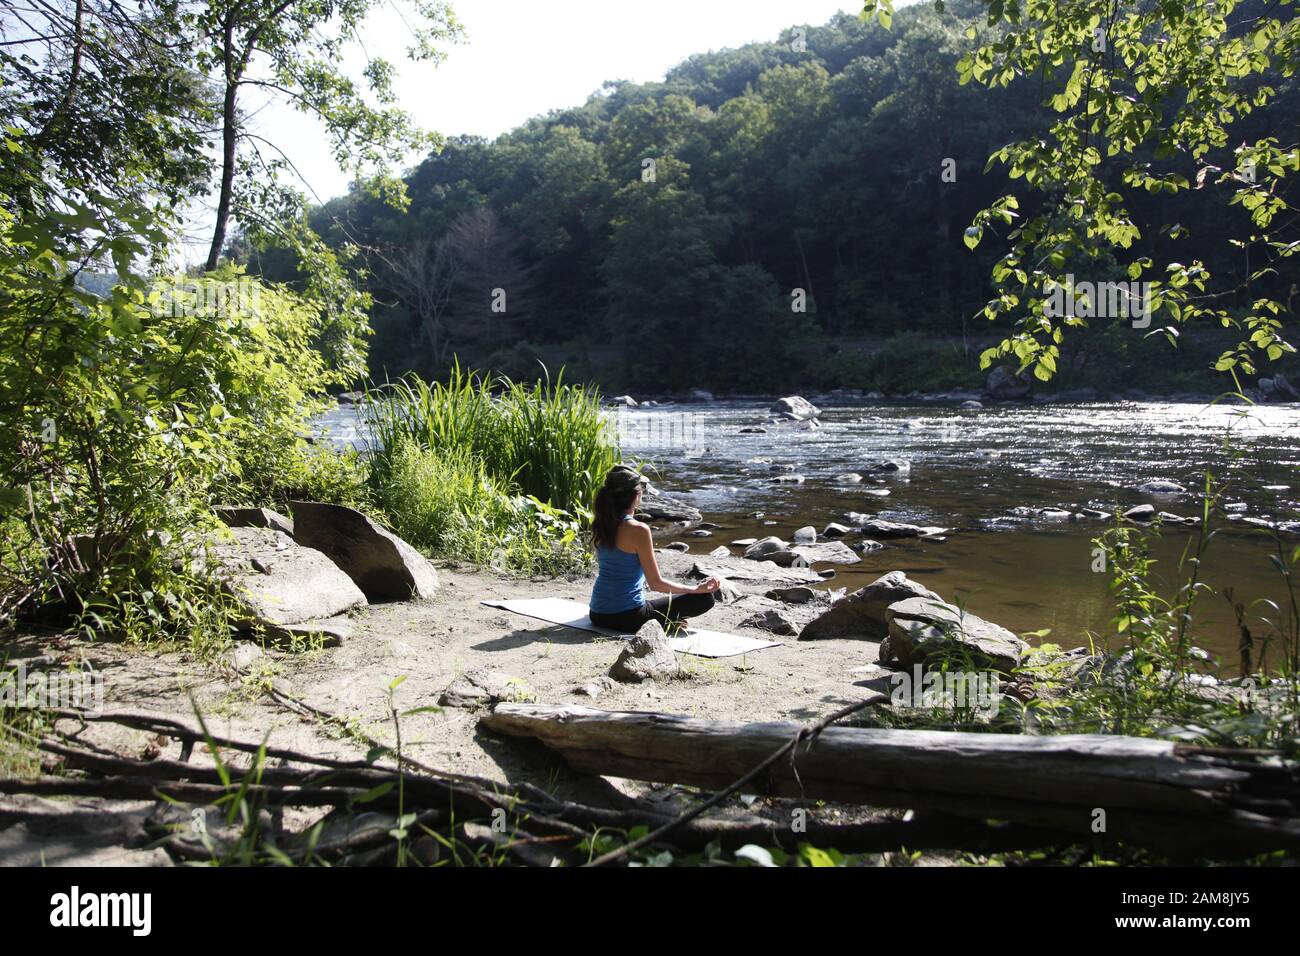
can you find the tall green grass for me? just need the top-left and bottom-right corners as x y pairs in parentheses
(374, 439), (588, 575)
(363, 362), (618, 517)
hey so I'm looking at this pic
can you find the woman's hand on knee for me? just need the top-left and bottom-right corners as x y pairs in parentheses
(693, 576), (721, 594)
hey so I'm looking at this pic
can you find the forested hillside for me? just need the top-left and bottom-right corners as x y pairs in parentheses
(249, 0), (1298, 394)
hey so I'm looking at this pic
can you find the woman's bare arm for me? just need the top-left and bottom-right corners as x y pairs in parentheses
(628, 523), (719, 595)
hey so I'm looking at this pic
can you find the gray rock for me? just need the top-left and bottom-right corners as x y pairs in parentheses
(883, 598), (1028, 673)
(1134, 480), (1186, 495)
(214, 505), (295, 537)
(770, 396), (820, 421)
(262, 614), (354, 648)
(799, 571), (941, 641)
(573, 676), (619, 699)
(835, 473), (864, 484)
(608, 395), (638, 406)
(857, 518), (925, 539)
(225, 642), (264, 671)
(208, 528), (367, 627)
(743, 536), (788, 560)
(1272, 372), (1299, 400)
(1123, 504), (1157, 522)
(610, 620), (681, 683)
(790, 541), (861, 566)
(770, 474), (806, 484)
(792, 525), (817, 544)
(765, 585), (818, 604)
(739, 609), (797, 636)
(665, 542), (690, 552)
(708, 545), (730, 558)
(985, 365), (1031, 400)
(637, 489), (703, 524)
(688, 388), (715, 402)
(689, 529), (713, 537)
(875, 459), (911, 473)
(290, 501), (439, 601)
(822, 522), (852, 538)
(439, 670), (520, 708)
(686, 554), (822, 587)
(960, 400), (983, 409)
(765, 549), (810, 568)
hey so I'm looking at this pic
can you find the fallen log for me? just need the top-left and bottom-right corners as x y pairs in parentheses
(481, 704), (1300, 858)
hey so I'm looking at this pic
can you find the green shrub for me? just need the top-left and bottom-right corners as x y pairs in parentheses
(364, 362), (618, 516)
(375, 440), (589, 576)
(0, 134), (355, 638)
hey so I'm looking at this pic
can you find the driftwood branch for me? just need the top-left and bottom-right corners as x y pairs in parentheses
(481, 704), (1300, 858)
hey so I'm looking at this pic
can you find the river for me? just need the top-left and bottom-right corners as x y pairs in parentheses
(315, 397), (1300, 670)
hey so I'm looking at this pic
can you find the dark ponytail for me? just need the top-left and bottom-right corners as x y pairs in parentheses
(591, 465), (645, 549)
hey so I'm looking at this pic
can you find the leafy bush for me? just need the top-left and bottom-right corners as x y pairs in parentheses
(374, 440), (589, 576)
(0, 132), (353, 638)
(364, 362), (618, 516)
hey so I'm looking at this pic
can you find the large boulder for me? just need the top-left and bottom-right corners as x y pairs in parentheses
(799, 571), (940, 641)
(770, 396), (820, 421)
(609, 620), (681, 682)
(882, 597), (1028, 673)
(208, 528), (367, 627)
(985, 365), (1031, 400)
(289, 501), (439, 601)
(214, 505), (294, 537)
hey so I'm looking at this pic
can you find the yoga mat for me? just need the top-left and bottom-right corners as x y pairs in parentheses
(480, 598), (781, 659)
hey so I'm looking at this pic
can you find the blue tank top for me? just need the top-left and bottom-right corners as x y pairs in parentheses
(590, 516), (648, 614)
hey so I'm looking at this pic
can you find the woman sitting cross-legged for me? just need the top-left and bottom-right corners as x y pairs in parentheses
(587, 465), (721, 633)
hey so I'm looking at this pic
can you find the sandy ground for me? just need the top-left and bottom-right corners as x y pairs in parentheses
(2, 549), (923, 862)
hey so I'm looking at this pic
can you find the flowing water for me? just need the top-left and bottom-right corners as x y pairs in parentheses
(315, 398), (1300, 669)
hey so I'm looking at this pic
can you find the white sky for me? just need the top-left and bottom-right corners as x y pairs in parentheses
(247, 0), (859, 206)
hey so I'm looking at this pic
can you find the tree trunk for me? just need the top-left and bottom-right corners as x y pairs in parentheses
(206, 21), (240, 272)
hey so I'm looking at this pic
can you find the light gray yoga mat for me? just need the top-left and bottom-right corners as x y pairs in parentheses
(481, 598), (780, 659)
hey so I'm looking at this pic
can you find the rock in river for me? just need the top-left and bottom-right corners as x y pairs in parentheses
(636, 489), (703, 524)
(985, 365), (1031, 400)
(1133, 479), (1186, 495)
(1123, 504), (1156, 522)
(790, 541), (861, 566)
(770, 396), (820, 421)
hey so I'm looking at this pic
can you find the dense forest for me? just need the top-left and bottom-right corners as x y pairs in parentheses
(247, 0), (1299, 395)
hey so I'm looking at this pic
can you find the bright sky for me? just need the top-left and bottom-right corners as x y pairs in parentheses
(251, 0), (859, 205)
